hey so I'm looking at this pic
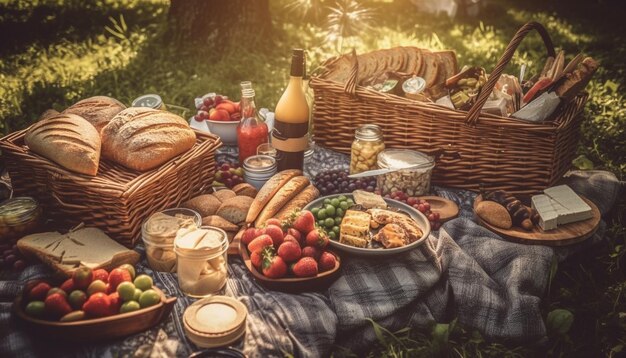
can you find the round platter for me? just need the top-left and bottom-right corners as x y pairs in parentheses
(416, 195), (459, 222)
(473, 195), (601, 246)
(303, 194), (431, 257)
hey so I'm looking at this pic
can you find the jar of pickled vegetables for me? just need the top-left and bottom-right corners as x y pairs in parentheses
(350, 124), (385, 174)
(0, 197), (42, 242)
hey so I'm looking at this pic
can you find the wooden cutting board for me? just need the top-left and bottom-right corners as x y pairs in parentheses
(416, 196), (459, 222)
(473, 195), (601, 246)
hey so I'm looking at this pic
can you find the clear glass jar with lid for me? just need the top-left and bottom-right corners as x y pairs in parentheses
(376, 149), (435, 196)
(350, 124), (385, 174)
(0, 197), (42, 241)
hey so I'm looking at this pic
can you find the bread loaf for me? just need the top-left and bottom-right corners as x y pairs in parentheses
(202, 215), (239, 232)
(181, 194), (222, 217)
(25, 113), (101, 176)
(275, 184), (319, 221)
(246, 169), (302, 223)
(255, 176), (310, 226)
(39, 109), (59, 120)
(213, 189), (237, 202)
(63, 96), (126, 132)
(232, 183), (258, 198)
(216, 196), (254, 225)
(101, 107), (196, 172)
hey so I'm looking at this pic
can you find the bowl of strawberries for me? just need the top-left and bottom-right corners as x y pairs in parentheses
(239, 210), (341, 292)
(13, 264), (176, 341)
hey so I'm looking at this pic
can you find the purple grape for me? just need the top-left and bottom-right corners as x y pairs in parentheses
(366, 186), (375, 192)
(348, 183), (356, 191)
(5, 254), (16, 265)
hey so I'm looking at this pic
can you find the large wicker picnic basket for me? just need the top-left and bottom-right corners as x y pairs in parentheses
(309, 22), (587, 195)
(0, 128), (221, 247)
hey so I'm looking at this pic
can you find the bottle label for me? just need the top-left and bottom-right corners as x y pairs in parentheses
(271, 121), (308, 152)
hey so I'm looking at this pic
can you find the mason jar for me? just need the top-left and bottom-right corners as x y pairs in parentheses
(350, 124), (385, 174)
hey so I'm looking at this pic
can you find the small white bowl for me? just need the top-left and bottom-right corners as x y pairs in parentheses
(189, 117), (239, 146)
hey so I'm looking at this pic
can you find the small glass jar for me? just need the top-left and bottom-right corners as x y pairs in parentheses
(132, 94), (167, 111)
(141, 208), (201, 272)
(175, 226), (229, 298)
(350, 125), (385, 174)
(243, 155), (277, 190)
(376, 149), (435, 196)
(0, 197), (42, 242)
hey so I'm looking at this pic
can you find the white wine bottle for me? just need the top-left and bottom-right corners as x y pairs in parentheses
(273, 49), (309, 171)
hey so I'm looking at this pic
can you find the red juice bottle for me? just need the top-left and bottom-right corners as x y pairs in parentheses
(237, 82), (268, 163)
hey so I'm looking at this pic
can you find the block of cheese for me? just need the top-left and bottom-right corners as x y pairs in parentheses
(339, 234), (368, 248)
(531, 185), (593, 231)
(339, 210), (371, 247)
(353, 190), (387, 209)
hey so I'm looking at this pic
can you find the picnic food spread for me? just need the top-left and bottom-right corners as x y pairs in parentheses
(0, 21), (604, 354)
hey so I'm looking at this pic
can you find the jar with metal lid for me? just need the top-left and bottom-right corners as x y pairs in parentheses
(350, 124), (385, 174)
(243, 155), (277, 190)
(376, 149), (435, 196)
(132, 94), (167, 111)
(0, 197), (42, 242)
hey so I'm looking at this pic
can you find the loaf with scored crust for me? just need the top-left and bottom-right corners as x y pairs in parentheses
(63, 96), (126, 132)
(101, 107), (196, 172)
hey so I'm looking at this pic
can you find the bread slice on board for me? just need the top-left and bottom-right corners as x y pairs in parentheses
(25, 113), (101, 176)
(62, 96), (126, 133)
(275, 184), (320, 221)
(101, 107), (196, 172)
(17, 227), (140, 277)
(255, 176), (311, 226)
(246, 169), (302, 223)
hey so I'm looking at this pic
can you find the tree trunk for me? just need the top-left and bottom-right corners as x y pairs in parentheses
(168, 0), (272, 45)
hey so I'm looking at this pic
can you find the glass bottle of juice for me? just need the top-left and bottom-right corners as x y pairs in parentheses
(237, 82), (269, 163)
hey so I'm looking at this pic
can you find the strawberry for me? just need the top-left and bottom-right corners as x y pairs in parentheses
(108, 292), (122, 315)
(319, 251), (337, 272)
(247, 234), (273, 253)
(302, 246), (321, 261)
(265, 218), (283, 228)
(60, 278), (75, 293)
(292, 211), (315, 235)
(72, 267), (93, 290)
(44, 293), (72, 319)
(283, 234), (299, 245)
(277, 241), (302, 263)
(108, 268), (132, 291)
(261, 252), (287, 279)
(92, 269), (109, 283)
(292, 257), (318, 278)
(83, 292), (112, 318)
(287, 228), (304, 246)
(250, 250), (263, 269)
(263, 224), (284, 247)
(305, 229), (329, 249)
(28, 282), (52, 301)
(241, 227), (261, 247)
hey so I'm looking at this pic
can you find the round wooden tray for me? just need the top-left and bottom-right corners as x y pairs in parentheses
(416, 196), (459, 222)
(473, 195), (601, 246)
(14, 286), (176, 341)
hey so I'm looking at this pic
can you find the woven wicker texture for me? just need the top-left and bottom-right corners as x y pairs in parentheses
(0, 129), (221, 247)
(310, 22), (587, 195)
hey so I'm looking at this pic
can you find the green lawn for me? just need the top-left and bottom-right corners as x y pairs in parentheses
(0, 0), (624, 356)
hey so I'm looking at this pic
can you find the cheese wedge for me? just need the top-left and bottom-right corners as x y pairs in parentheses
(531, 185), (593, 231)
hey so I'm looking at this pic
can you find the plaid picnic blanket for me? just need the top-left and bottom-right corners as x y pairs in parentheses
(0, 147), (621, 358)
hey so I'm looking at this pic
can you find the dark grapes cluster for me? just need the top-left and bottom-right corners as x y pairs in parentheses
(313, 169), (376, 196)
(213, 162), (245, 189)
(0, 240), (28, 271)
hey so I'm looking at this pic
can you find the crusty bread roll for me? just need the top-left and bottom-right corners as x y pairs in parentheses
(202, 215), (239, 232)
(63, 96), (126, 132)
(275, 184), (319, 221)
(232, 183), (258, 198)
(216, 196), (254, 225)
(181, 194), (222, 217)
(213, 189), (237, 202)
(25, 113), (101, 176)
(255, 176), (310, 226)
(101, 107), (196, 172)
(246, 169), (302, 223)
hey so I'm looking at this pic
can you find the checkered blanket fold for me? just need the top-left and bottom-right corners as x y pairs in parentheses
(0, 147), (621, 357)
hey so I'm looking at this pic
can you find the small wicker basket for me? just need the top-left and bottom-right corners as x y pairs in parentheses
(0, 129), (221, 247)
(310, 22), (587, 195)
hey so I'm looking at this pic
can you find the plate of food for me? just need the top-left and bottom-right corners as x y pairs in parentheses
(303, 190), (431, 256)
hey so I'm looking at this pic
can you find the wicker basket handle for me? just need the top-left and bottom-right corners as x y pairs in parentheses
(465, 21), (556, 126)
(343, 48), (359, 96)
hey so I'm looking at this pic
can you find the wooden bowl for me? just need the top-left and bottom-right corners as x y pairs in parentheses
(240, 244), (341, 293)
(13, 286), (176, 342)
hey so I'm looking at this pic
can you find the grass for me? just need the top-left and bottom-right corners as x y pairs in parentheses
(0, 0), (624, 356)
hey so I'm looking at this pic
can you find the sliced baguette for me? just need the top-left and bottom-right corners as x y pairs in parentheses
(255, 176), (311, 226)
(275, 184), (320, 221)
(246, 169), (302, 223)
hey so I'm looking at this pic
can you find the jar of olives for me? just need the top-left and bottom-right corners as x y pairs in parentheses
(0, 197), (43, 242)
(350, 124), (385, 174)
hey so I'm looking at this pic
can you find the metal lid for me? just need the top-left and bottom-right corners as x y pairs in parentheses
(402, 76), (426, 95)
(377, 149), (434, 170)
(243, 155), (276, 174)
(132, 94), (163, 109)
(183, 296), (248, 348)
(0, 197), (39, 226)
(355, 124), (383, 141)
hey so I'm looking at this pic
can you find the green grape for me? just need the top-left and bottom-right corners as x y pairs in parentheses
(325, 205), (336, 217)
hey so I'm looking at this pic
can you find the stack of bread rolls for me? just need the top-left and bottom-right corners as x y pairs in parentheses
(24, 96), (197, 176)
(246, 170), (320, 227)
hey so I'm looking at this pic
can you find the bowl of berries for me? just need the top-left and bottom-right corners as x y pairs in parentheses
(191, 93), (241, 146)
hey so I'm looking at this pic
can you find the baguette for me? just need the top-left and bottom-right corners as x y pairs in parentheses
(101, 107), (196, 172)
(255, 176), (310, 226)
(25, 113), (101, 176)
(63, 96), (126, 132)
(275, 184), (320, 221)
(246, 169), (302, 223)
